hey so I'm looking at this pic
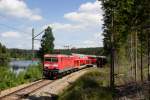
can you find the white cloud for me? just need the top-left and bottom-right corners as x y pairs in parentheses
(44, 23), (86, 32)
(44, 1), (103, 33)
(1, 31), (20, 38)
(0, 0), (42, 20)
(83, 40), (95, 45)
(64, 1), (103, 24)
(79, 1), (101, 13)
(34, 42), (40, 49)
(83, 40), (101, 46)
(52, 23), (81, 31)
(64, 12), (100, 24)
(94, 33), (103, 39)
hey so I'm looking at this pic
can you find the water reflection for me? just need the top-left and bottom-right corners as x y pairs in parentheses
(9, 60), (39, 74)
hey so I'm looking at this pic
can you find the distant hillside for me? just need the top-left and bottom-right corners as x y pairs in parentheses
(8, 47), (104, 59)
(54, 47), (104, 55)
(8, 48), (33, 59)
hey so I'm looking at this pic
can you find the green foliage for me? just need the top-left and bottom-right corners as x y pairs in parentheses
(24, 65), (42, 81)
(0, 65), (42, 91)
(38, 26), (55, 60)
(8, 48), (32, 60)
(59, 68), (112, 100)
(101, 0), (150, 56)
(0, 67), (16, 90)
(54, 47), (104, 55)
(0, 43), (9, 66)
(101, 0), (150, 82)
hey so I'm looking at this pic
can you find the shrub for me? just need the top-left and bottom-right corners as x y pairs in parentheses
(0, 64), (42, 91)
(59, 68), (112, 100)
(24, 65), (42, 81)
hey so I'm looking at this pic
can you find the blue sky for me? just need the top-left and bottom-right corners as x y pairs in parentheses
(0, 0), (104, 49)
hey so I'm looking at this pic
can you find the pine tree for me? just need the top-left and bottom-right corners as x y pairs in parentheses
(38, 26), (55, 60)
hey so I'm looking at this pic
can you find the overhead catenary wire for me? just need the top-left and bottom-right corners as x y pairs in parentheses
(33, 30), (45, 39)
(0, 14), (32, 34)
(0, 23), (31, 35)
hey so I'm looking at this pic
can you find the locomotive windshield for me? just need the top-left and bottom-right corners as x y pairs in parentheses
(45, 57), (58, 62)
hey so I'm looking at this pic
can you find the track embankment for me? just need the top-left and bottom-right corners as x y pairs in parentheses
(27, 67), (95, 100)
(0, 67), (95, 100)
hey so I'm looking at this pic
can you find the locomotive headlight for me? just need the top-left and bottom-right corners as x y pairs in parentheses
(44, 64), (50, 67)
(53, 64), (58, 67)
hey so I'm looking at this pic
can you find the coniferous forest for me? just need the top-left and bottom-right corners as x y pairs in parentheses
(101, 0), (150, 98)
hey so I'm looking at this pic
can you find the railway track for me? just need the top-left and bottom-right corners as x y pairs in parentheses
(0, 66), (95, 100)
(0, 79), (54, 100)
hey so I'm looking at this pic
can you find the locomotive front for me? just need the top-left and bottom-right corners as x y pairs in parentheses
(43, 54), (59, 78)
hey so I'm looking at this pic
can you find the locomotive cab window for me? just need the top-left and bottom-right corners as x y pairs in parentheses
(45, 57), (58, 62)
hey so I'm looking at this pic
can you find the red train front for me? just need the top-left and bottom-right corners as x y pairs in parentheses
(44, 54), (74, 78)
(43, 54), (93, 78)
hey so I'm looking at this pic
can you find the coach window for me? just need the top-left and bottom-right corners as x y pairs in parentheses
(45, 58), (51, 62)
(45, 57), (58, 62)
(51, 57), (58, 62)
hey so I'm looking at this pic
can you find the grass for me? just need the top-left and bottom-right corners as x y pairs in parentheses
(58, 67), (112, 100)
(0, 65), (42, 91)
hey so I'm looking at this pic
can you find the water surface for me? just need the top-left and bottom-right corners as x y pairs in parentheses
(9, 60), (39, 74)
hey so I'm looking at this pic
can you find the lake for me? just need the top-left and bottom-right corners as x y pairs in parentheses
(9, 60), (39, 74)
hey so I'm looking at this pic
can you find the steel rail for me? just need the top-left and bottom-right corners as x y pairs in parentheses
(0, 79), (54, 100)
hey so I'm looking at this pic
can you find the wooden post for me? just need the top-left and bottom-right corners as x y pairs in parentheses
(32, 28), (34, 60)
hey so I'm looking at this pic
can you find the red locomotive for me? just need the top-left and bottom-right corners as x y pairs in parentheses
(43, 54), (93, 78)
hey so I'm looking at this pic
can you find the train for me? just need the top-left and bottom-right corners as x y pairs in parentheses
(43, 54), (106, 79)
